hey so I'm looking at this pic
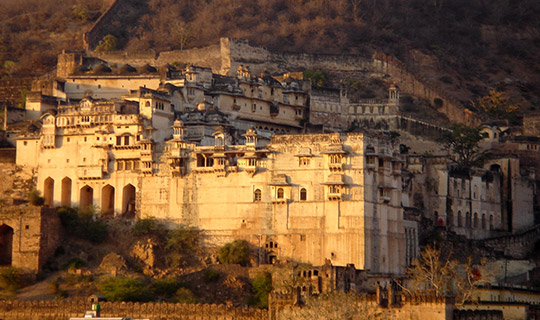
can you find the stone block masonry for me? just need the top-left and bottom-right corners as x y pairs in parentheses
(0, 299), (266, 320)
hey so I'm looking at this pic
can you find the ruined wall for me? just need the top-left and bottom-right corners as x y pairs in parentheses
(0, 78), (32, 108)
(0, 206), (61, 272)
(83, 0), (127, 51)
(453, 309), (503, 320)
(0, 299), (266, 320)
(477, 224), (540, 259)
(157, 45), (222, 72)
(372, 53), (479, 126)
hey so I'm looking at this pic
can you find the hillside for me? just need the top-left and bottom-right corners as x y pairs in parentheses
(1, 0), (540, 115)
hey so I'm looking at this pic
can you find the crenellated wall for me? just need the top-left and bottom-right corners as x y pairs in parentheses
(0, 299), (266, 320)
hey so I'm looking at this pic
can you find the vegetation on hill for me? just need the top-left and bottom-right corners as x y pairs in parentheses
(1, 0), (539, 115)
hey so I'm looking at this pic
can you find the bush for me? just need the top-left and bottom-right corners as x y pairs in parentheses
(150, 277), (183, 299)
(62, 257), (86, 271)
(57, 207), (108, 244)
(164, 226), (201, 267)
(99, 277), (152, 302)
(248, 272), (272, 309)
(218, 240), (250, 266)
(204, 269), (220, 283)
(132, 218), (167, 238)
(0, 267), (32, 292)
(96, 34), (117, 52)
(28, 190), (44, 206)
(175, 287), (198, 304)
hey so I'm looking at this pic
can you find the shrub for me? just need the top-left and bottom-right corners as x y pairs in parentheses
(96, 34), (117, 52)
(99, 277), (152, 302)
(150, 277), (183, 299)
(28, 190), (44, 206)
(248, 272), (272, 309)
(57, 207), (108, 244)
(0, 267), (31, 292)
(204, 269), (220, 283)
(164, 226), (201, 267)
(218, 240), (250, 266)
(62, 257), (86, 271)
(132, 218), (167, 238)
(175, 287), (198, 304)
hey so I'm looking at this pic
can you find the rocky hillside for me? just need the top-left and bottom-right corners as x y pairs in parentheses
(1, 0), (539, 117)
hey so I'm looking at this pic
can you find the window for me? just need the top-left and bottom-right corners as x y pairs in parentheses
(124, 136), (130, 146)
(458, 211), (463, 227)
(116, 136), (122, 146)
(254, 189), (262, 202)
(299, 157), (310, 166)
(473, 213), (478, 228)
(482, 214), (486, 230)
(300, 188), (307, 201)
(277, 188), (284, 199)
(23, 141), (27, 146)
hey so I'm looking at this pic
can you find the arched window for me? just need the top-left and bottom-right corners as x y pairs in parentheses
(466, 212), (471, 228)
(458, 211), (463, 227)
(473, 213), (478, 228)
(482, 214), (486, 230)
(145, 101), (150, 107)
(447, 210), (453, 227)
(254, 189), (261, 202)
(489, 215), (494, 230)
(300, 188), (307, 201)
(277, 188), (284, 199)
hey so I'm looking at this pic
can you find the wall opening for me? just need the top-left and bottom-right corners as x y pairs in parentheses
(80, 185), (94, 210)
(101, 185), (115, 217)
(122, 184), (136, 218)
(0, 225), (14, 266)
(61, 177), (72, 207)
(44, 177), (54, 207)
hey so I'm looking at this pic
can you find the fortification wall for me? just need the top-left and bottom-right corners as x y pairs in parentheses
(0, 78), (32, 107)
(0, 300), (266, 320)
(477, 224), (540, 259)
(157, 44), (222, 72)
(372, 53), (479, 126)
(83, 0), (124, 51)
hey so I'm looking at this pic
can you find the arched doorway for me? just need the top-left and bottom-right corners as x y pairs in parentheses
(101, 185), (115, 217)
(61, 177), (72, 207)
(44, 177), (54, 207)
(122, 184), (136, 218)
(0, 225), (14, 266)
(80, 185), (94, 210)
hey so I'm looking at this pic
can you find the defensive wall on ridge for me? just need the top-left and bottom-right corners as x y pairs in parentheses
(87, 36), (477, 126)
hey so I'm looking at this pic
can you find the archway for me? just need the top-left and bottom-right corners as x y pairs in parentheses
(80, 185), (94, 210)
(122, 184), (136, 218)
(44, 177), (54, 207)
(101, 185), (115, 217)
(0, 225), (14, 266)
(61, 177), (72, 207)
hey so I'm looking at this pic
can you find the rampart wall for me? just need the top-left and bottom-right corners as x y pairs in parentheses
(83, 0), (124, 51)
(372, 52), (479, 126)
(0, 299), (266, 320)
(0, 78), (32, 107)
(477, 224), (540, 259)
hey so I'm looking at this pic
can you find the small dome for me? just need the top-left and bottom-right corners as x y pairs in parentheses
(92, 63), (112, 74)
(118, 64), (137, 74)
(137, 64), (157, 73)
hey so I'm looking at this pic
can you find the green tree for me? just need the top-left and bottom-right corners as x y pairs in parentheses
(99, 277), (152, 302)
(218, 240), (250, 265)
(248, 272), (272, 309)
(438, 123), (487, 167)
(303, 69), (328, 87)
(96, 34), (118, 52)
(164, 225), (201, 267)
